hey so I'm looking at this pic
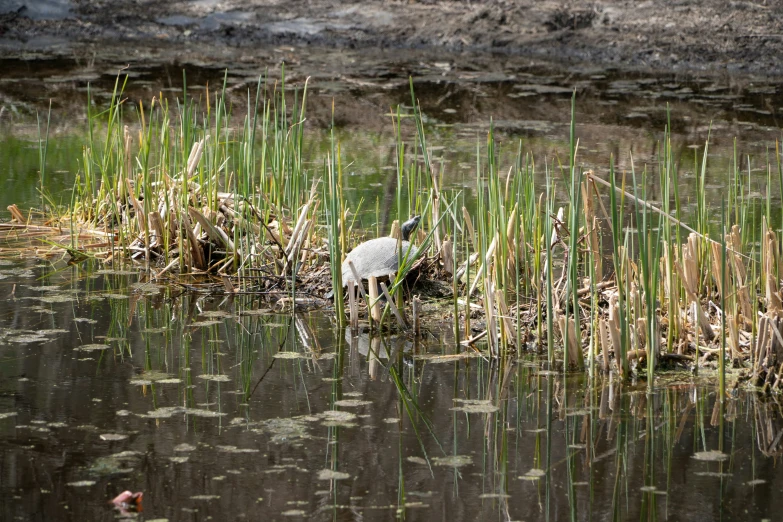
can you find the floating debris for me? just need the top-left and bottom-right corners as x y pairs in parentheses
(89, 453), (137, 476)
(190, 320), (222, 327)
(100, 433), (129, 441)
(130, 282), (166, 293)
(28, 306), (56, 315)
(317, 469), (350, 480)
(695, 472), (733, 478)
(479, 493), (510, 499)
(25, 285), (61, 292)
(200, 310), (232, 318)
(281, 510), (306, 517)
(130, 371), (181, 385)
(0, 412), (17, 420)
(197, 374), (231, 382)
(73, 318), (98, 324)
(451, 400), (498, 414)
(333, 399), (372, 407)
(190, 495), (220, 501)
(274, 351), (336, 360)
(406, 456), (428, 465)
(131, 370), (169, 382)
(138, 407), (183, 419)
(520, 469), (546, 481)
(96, 269), (138, 276)
(414, 352), (479, 363)
(320, 410), (357, 427)
(217, 445), (259, 453)
(432, 455), (472, 468)
(67, 480), (96, 487)
(184, 408), (226, 418)
(692, 451), (729, 462)
(260, 417), (312, 443)
(241, 309), (272, 315)
(74, 344), (110, 352)
(746, 479), (766, 486)
(28, 294), (73, 304)
(8, 335), (48, 343)
(112, 451), (142, 459)
(174, 443), (197, 452)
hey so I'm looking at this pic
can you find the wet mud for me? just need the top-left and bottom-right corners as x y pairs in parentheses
(2, 0), (782, 78)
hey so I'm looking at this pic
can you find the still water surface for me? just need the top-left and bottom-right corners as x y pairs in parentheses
(1, 63), (783, 521)
(0, 260), (779, 520)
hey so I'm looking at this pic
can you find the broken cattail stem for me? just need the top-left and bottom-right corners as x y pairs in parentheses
(599, 319), (610, 373)
(462, 206), (476, 250)
(368, 276), (381, 323)
(379, 282), (407, 328)
(484, 279), (498, 357)
(412, 295), (421, 337)
(348, 282), (358, 331)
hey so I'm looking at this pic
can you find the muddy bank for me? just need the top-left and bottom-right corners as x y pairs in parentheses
(2, 0), (783, 145)
(1, 1), (782, 79)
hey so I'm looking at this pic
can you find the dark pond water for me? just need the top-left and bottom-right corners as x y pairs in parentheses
(0, 260), (780, 521)
(2, 58), (783, 521)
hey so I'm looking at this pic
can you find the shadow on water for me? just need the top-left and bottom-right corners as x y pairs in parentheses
(0, 258), (780, 520)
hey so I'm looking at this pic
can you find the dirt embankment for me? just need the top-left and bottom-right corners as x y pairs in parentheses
(1, 1), (782, 77)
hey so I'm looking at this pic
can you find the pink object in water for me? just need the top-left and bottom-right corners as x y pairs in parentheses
(111, 490), (143, 506)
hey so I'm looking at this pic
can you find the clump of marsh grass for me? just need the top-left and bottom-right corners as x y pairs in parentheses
(62, 72), (324, 298)
(10, 72), (783, 390)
